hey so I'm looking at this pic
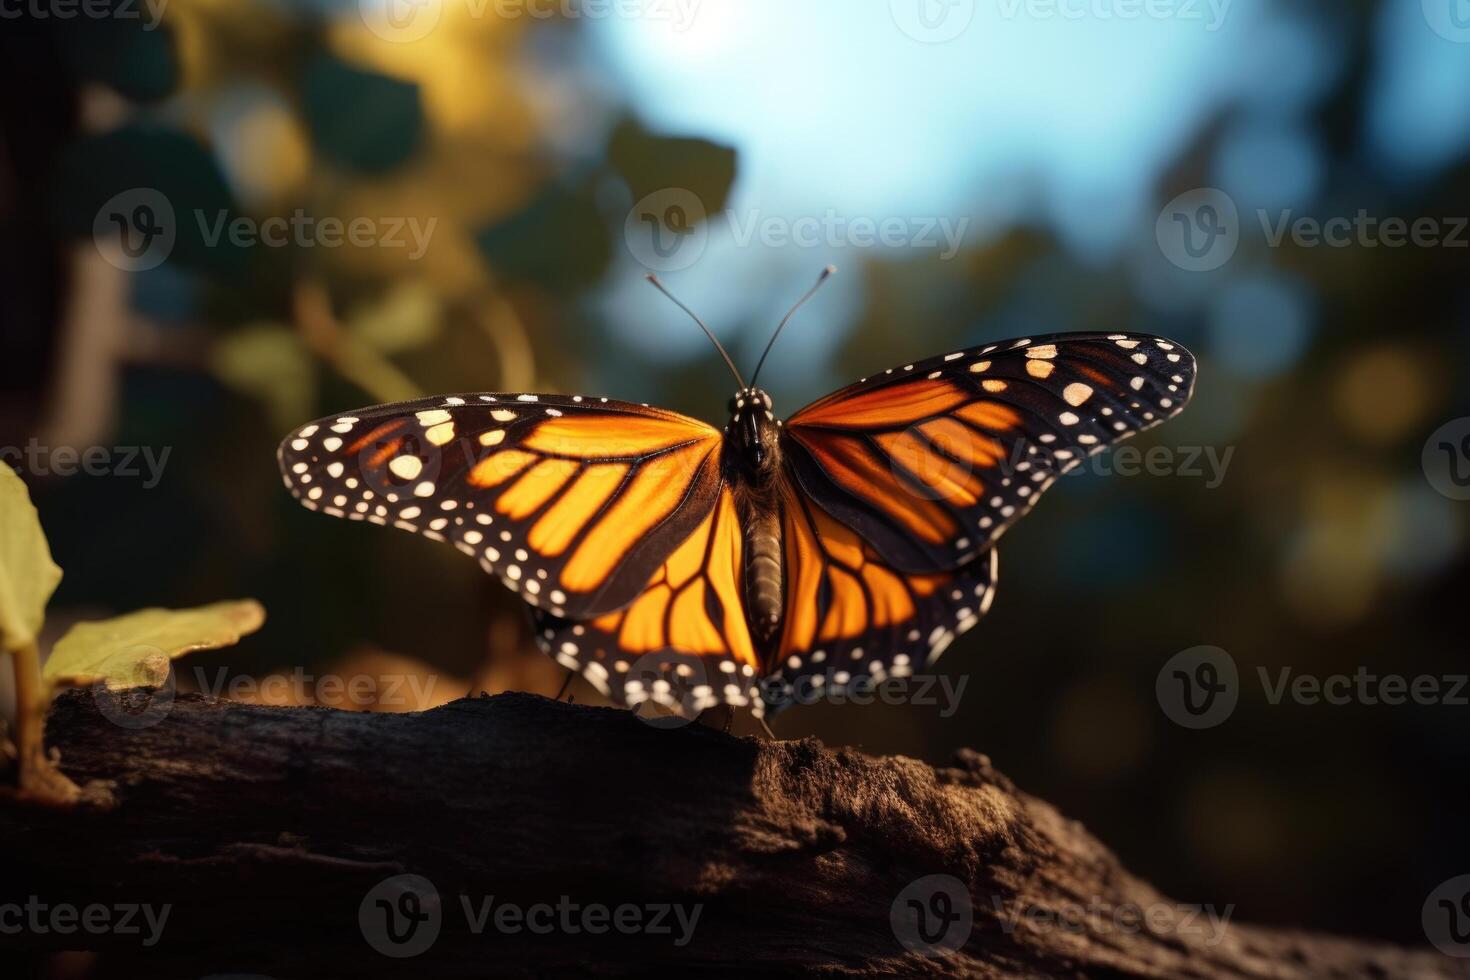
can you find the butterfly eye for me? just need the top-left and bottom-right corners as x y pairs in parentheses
(727, 396), (740, 414)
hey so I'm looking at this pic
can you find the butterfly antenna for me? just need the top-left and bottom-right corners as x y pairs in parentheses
(645, 274), (745, 389)
(749, 265), (836, 388)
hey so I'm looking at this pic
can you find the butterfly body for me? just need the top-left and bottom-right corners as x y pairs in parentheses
(724, 387), (787, 646)
(278, 331), (1198, 720)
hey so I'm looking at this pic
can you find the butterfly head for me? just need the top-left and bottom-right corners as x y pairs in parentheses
(728, 387), (778, 475)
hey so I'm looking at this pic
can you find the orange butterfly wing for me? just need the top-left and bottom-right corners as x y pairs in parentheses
(277, 393), (723, 619)
(783, 332), (1196, 573)
(766, 332), (1196, 698)
(765, 483), (997, 709)
(530, 484), (766, 717)
(278, 332), (1198, 719)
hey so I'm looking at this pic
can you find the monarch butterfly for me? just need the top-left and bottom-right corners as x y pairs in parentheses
(277, 269), (1196, 721)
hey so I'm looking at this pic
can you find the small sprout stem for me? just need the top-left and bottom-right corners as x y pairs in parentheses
(10, 640), (79, 803)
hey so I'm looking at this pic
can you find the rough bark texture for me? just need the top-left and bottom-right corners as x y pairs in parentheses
(0, 689), (1462, 978)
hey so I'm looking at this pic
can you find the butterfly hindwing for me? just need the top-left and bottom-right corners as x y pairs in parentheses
(782, 332), (1196, 573)
(277, 393), (724, 619)
(766, 484), (997, 713)
(530, 483), (766, 717)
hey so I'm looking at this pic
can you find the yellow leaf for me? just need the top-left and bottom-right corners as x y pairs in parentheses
(44, 600), (266, 690)
(211, 323), (316, 434)
(0, 467), (63, 653)
(348, 280), (442, 355)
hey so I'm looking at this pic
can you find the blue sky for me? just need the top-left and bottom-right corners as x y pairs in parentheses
(580, 0), (1465, 376)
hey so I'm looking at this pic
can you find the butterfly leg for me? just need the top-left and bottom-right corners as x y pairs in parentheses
(553, 668), (576, 703)
(757, 716), (776, 740)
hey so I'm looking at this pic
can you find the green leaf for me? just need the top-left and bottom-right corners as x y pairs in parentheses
(212, 322), (316, 434)
(44, 600), (266, 690)
(58, 20), (180, 103)
(475, 178), (611, 291)
(51, 124), (242, 274)
(348, 281), (443, 355)
(0, 467), (63, 654)
(301, 54), (424, 173)
(606, 117), (737, 215)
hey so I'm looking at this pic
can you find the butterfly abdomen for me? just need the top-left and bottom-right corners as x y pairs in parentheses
(746, 509), (784, 644)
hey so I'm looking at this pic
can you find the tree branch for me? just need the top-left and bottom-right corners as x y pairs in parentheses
(0, 690), (1461, 978)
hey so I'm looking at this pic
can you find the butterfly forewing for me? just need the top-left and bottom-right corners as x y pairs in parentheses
(277, 393), (723, 619)
(782, 332), (1196, 573)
